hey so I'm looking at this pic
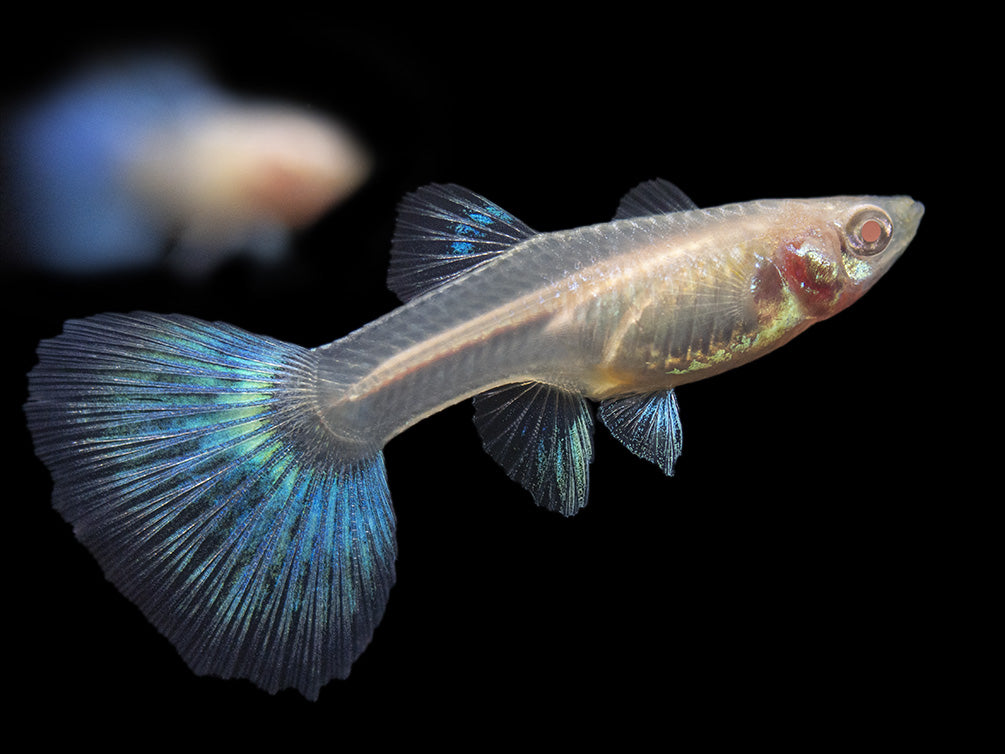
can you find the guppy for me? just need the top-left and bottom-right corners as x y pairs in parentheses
(25, 179), (923, 698)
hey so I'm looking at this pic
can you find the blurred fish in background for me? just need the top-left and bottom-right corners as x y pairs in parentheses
(2, 53), (372, 278)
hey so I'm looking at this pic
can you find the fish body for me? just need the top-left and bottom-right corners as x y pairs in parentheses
(24, 180), (923, 698)
(4, 55), (370, 276)
(316, 185), (919, 453)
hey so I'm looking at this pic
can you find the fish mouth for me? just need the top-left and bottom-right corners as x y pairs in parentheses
(904, 197), (925, 230)
(891, 196), (925, 244)
(869, 198), (922, 300)
(840, 195), (923, 298)
(872, 195), (923, 269)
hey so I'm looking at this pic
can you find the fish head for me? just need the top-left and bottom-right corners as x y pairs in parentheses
(773, 195), (924, 320)
(831, 195), (924, 299)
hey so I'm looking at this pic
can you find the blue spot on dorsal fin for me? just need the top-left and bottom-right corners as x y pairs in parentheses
(599, 389), (683, 476)
(614, 179), (699, 220)
(473, 382), (594, 517)
(387, 184), (537, 302)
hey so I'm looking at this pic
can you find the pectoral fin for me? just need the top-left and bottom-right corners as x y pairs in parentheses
(599, 389), (683, 476)
(473, 382), (594, 517)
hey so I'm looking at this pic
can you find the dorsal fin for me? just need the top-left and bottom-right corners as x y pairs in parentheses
(598, 389), (683, 476)
(387, 184), (536, 302)
(614, 179), (699, 220)
(473, 382), (594, 517)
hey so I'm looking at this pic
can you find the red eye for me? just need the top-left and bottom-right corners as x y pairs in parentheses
(861, 219), (883, 244)
(844, 207), (892, 257)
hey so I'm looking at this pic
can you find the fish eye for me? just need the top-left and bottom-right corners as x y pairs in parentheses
(843, 206), (893, 257)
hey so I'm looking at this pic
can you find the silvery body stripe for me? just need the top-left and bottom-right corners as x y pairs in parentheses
(316, 201), (792, 450)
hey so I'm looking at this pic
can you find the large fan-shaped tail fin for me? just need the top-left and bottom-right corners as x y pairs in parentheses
(26, 312), (395, 699)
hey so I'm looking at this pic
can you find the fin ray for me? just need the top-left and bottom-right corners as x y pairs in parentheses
(388, 183), (536, 302)
(614, 178), (698, 219)
(26, 312), (395, 699)
(473, 382), (594, 516)
(599, 389), (683, 476)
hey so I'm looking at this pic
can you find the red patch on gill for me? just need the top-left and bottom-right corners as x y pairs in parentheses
(778, 239), (842, 317)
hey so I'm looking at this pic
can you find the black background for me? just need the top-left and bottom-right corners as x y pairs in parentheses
(1, 14), (977, 744)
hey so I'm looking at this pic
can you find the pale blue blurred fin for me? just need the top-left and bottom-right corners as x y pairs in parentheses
(598, 389), (683, 476)
(25, 313), (395, 699)
(473, 382), (594, 516)
(614, 178), (698, 219)
(388, 183), (536, 302)
(5, 56), (219, 274)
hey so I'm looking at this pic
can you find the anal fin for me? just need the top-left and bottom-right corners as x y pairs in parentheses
(473, 382), (594, 517)
(599, 389), (683, 476)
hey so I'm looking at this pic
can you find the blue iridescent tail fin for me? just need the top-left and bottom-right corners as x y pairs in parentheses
(25, 312), (395, 699)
